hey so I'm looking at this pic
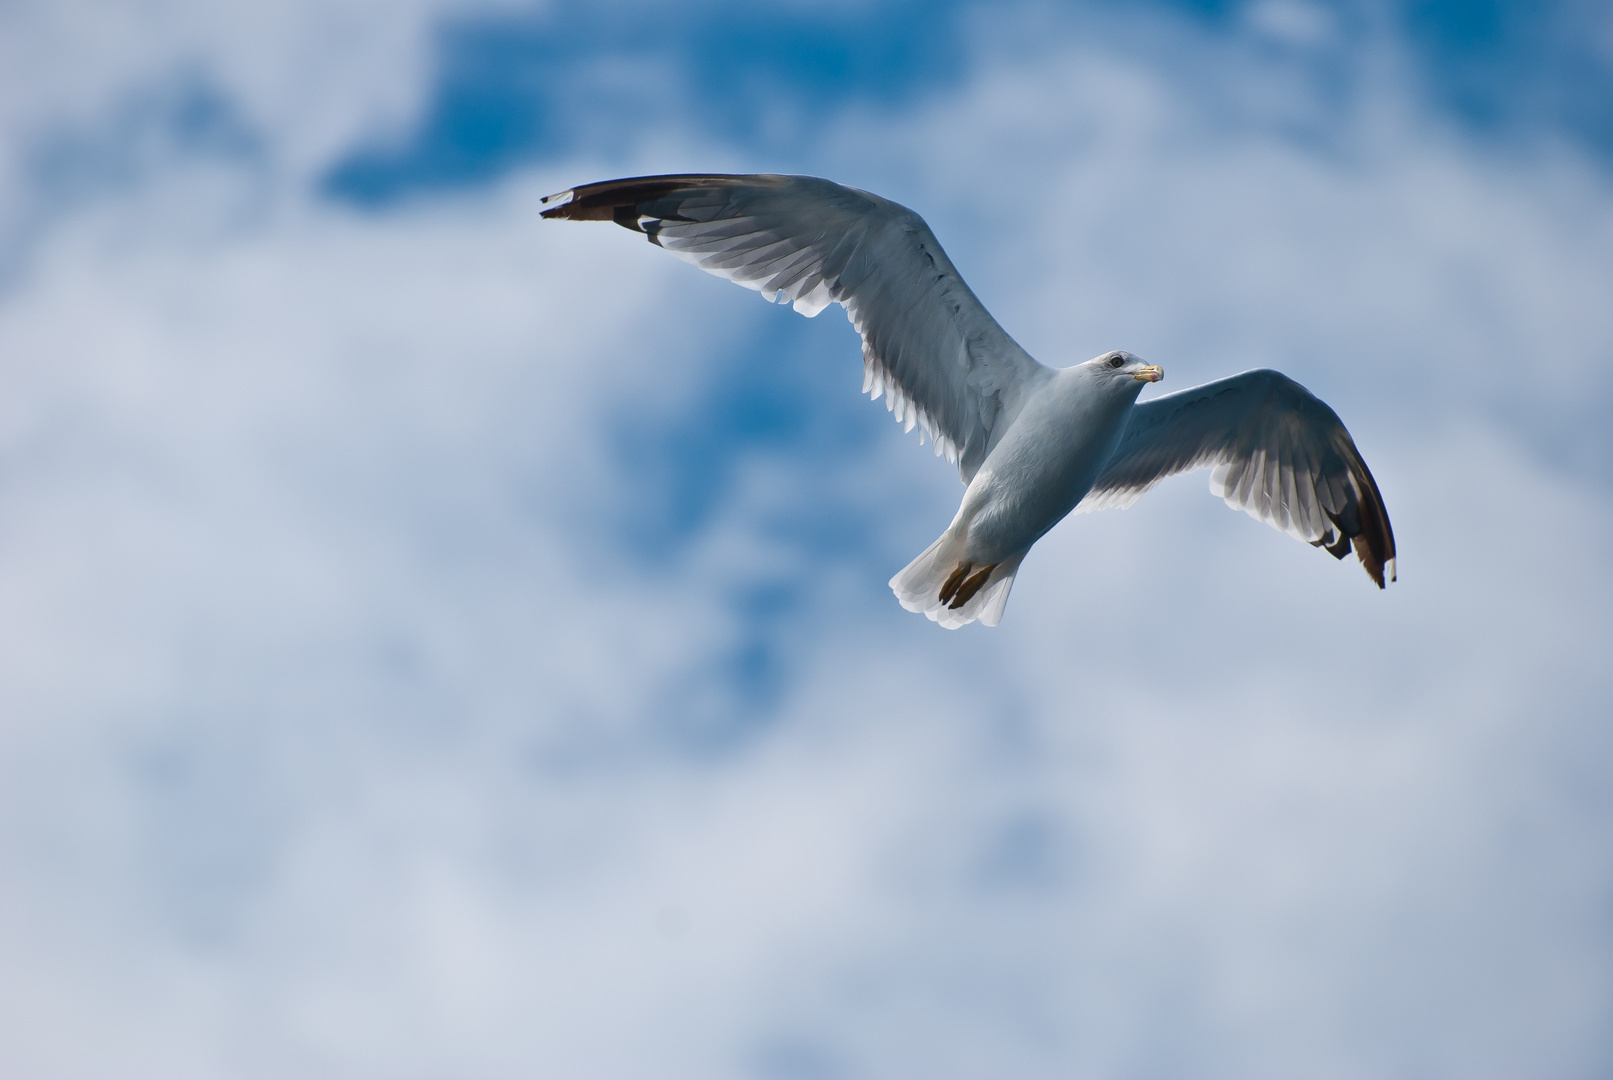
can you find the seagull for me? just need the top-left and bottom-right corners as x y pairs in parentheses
(542, 173), (1395, 629)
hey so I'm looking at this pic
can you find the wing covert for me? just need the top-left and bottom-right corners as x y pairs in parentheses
(1080, 369), (1396, 587)
(541, 173), (1048, 481)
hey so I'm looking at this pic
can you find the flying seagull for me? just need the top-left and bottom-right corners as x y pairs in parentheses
(542, 173), (1395, 629)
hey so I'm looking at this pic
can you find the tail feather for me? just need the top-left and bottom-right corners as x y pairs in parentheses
(890, 531), (1026, 630)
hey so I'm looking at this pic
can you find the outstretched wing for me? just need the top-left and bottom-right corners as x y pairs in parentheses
(1080, 369), (1396, 587)
(541, 173), (1049, 482)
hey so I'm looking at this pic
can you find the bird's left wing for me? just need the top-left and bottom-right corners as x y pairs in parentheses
(541, 173), (1048, 482)
(1079, 369), (1396, 587)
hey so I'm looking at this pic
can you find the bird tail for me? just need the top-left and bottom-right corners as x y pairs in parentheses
(890, 528), (1026, 630)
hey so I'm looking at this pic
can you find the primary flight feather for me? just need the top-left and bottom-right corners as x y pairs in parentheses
(542, 173), (1395, 628)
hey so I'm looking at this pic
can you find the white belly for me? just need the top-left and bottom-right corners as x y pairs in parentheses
(955, 373), (1133, 563)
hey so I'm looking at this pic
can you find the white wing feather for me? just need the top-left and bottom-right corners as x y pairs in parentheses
(1081, 369), (1396, 586)
(542, 174), (1049, 482)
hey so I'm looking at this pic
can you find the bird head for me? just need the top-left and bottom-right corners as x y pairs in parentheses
(1088, 350), (1163, 388)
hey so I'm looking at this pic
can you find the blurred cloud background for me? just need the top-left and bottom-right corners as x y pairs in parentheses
(1, 0), (1611, 1076)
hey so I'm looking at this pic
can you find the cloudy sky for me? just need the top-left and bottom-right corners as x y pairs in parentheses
(2, 1), (1611, 1077)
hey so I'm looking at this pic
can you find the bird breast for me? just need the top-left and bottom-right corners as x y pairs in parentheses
(957, 373), (1136, 562)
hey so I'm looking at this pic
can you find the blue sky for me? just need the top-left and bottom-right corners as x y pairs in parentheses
(321, 0), (1613, 204)
(1, 1), (1612, 1077)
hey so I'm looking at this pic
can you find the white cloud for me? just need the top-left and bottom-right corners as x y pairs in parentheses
(1245, 0), (1337, 47)
(1, 3), (1611, 1078)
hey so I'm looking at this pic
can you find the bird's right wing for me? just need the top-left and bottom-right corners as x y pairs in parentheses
(1079, 369), (1396, 587)
(541, 173), (1049, 482)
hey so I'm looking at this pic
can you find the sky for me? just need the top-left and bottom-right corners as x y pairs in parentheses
(1, 1), (1611, 1077)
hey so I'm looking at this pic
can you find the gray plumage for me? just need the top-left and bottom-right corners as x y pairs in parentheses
(543, 173), (1395, 627)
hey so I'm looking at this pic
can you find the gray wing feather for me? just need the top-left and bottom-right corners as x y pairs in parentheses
(541, 174), (1047, 482)
(1080, 369), (1396, 587)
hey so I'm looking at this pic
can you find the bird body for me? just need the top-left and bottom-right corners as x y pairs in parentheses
(963, 359), (1153, 562)
(543, 173), (1395, 628)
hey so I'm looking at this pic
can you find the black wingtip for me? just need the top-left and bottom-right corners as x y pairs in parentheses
(538, 173), (772, 227)
(1348, 454), (1396, 589)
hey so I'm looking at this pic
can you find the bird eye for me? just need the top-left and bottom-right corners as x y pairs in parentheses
(1108, 356), (1124, 368)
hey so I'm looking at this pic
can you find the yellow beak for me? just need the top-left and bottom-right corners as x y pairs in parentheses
(1133, 365), (1164, 383)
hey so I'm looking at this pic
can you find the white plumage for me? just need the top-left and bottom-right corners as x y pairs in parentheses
(543, 173), (1395, 628)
